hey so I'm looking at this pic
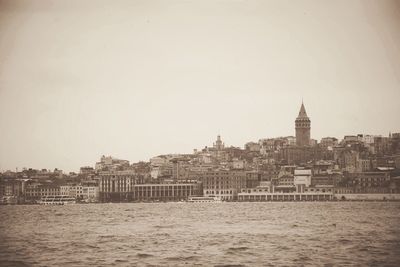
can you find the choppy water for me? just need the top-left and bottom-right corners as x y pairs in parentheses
(1, 202), (400, 266)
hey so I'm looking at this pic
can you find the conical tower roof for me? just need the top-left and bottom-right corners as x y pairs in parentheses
(297, 101), (308, 118)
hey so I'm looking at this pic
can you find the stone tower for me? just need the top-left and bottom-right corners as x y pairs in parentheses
(214, 135), (224, 150)
(295, 102), (311, 146)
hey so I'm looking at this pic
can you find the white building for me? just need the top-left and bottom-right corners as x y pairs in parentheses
(60, 185), (71, 196)
(294, 169), (312, 192)
(82, 186), (99, 202)
(60, 185), (99, 202)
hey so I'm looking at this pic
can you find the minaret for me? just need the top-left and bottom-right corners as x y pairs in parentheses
(295, 101), (311, 146)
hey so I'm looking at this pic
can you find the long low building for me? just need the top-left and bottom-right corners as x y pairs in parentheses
(133, 183), (202, 202)
(100, 182), (203, 202)
(238, 189), (334, 201)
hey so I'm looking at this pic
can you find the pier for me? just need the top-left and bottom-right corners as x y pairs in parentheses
(238, 192), (334, 202)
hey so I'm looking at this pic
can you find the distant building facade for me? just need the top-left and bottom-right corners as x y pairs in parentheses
(98, 170), (139, 202)
(133, 182), (202, 202)
(188, 170), (247, 200)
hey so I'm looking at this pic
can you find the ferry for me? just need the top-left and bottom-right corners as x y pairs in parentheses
(187, 196), (223, 203)
(38, 195), (76, 205)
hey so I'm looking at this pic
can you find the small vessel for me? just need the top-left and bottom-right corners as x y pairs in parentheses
(38, 195), (76, 205)
(187, 196), (222, 203)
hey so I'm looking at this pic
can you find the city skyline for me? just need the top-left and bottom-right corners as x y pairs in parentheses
(0, 99), (397, 173)
(1, 0), (400, 172)
(0, 98), (399, 172)
(0, 94), (399, 172)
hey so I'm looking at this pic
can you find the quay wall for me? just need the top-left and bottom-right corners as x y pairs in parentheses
(237, 192), (400, 202)
(336, 194), (400, 201)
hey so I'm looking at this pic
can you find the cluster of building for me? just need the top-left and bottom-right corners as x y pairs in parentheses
(1, 102), (400, 204)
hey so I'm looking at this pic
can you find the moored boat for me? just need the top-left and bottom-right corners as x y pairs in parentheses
(38, 195), (76, 205)
(187, 196), (222, 203)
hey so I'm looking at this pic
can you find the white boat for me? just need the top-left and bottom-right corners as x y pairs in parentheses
(38, 195), (76, 205)
(187, 196), (222, 203)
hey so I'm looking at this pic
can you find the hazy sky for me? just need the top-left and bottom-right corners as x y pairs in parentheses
(0, 0), (399, 172)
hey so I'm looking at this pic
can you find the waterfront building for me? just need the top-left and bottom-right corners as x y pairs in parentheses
(0, 179), (24, 197)
(239, 184), (271, 196)
(132, 182), (202, 202)
(60, 185), (99, 202)
(304, 185), (334, 194)
(237, 189), (333, 202)
(98, 168), (201, 202)
(25, 184), (60, 201)
(188, 169), (247, 200)
(294, 169), (312, 193)
(81, 186), (99, 202)
(273, 177), (296, 193)
(348, 172), (391, 193)
(311, 174), (340, 187)
(70, 185), (83, 198)
(98, 170), (141, 202)
(245, 171), (261, 188)
(334, 187), (354, 194)
(60, 185), (71, 196)
(295, 102), (311, 147)
(0, 178), (26, 204)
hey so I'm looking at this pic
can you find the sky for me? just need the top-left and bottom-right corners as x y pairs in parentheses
(0, 0), (399, 172)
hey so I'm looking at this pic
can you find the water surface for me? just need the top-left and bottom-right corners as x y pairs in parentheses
(1, 202), (400, 266)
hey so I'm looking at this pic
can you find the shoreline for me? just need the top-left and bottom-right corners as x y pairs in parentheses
(2, 199), (400, 206)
